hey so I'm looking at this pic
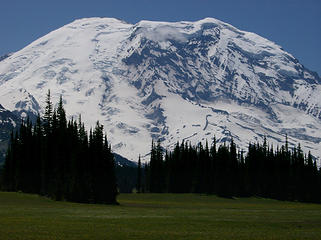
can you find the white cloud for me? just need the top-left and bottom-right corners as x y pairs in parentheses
(138, 25), (187, 43)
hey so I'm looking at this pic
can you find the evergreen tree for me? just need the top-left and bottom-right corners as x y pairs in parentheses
(137, 155), (142, 193)
(144, 137), (321, 203)
(1, 93), (118, 204)
(2, 91), (321, 204)
(44, 89), (53, 136)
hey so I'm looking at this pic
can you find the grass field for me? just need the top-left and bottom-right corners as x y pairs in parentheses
(0, 192), (321, 239)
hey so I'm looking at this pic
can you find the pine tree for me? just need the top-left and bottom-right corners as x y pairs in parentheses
(44, 90), (53, 136)
(149, 140), (165, 193)
(137, 155), (142, 193)
(1, 94), (119, 204)
(34, 114), (43, 194)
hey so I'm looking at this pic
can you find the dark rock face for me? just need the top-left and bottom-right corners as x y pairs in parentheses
(123, 21), (321, 122)
(0, 53), (11, 62)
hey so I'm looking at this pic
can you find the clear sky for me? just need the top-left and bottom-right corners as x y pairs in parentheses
(1, 0), (320, 75)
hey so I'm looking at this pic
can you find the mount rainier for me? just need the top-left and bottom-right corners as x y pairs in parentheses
(0, 17), (321, 161)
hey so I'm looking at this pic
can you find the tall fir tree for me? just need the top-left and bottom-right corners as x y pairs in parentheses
(137, 155), (142, 193)
(1, 93), (118, 204)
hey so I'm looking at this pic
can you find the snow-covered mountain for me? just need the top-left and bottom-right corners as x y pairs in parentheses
(0, 17), (320, 161)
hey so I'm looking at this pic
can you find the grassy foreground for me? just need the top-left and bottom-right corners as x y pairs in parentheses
(0, 192), (321, 239)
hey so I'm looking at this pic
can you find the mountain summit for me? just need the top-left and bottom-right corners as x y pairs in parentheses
(0, 17), (320, 160)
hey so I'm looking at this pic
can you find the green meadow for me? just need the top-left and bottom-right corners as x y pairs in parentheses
(0, 192), (321, 240)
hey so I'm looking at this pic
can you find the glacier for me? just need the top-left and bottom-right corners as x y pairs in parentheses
(0, 17), (320, 161)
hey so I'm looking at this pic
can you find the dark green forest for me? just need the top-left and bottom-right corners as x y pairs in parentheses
(1, 91), (321, 204)
(0, 91), (118, 204)
(141, 138), (321, 203)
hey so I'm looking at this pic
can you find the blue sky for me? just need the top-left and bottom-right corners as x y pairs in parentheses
(1, 0), (320, 75)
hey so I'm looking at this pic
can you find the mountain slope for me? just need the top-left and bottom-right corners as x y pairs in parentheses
(0, 17), (320, 161)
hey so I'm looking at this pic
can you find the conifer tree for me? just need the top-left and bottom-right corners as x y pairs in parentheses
(137, 155), (142, 193)
(1, 93), (118, 204)
(44, 90), (53, 136)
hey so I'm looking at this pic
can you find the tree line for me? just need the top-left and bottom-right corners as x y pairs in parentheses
(1, 90), (321, 204)
(0, 91), (118, 204)
(140, 138), (321, 203)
